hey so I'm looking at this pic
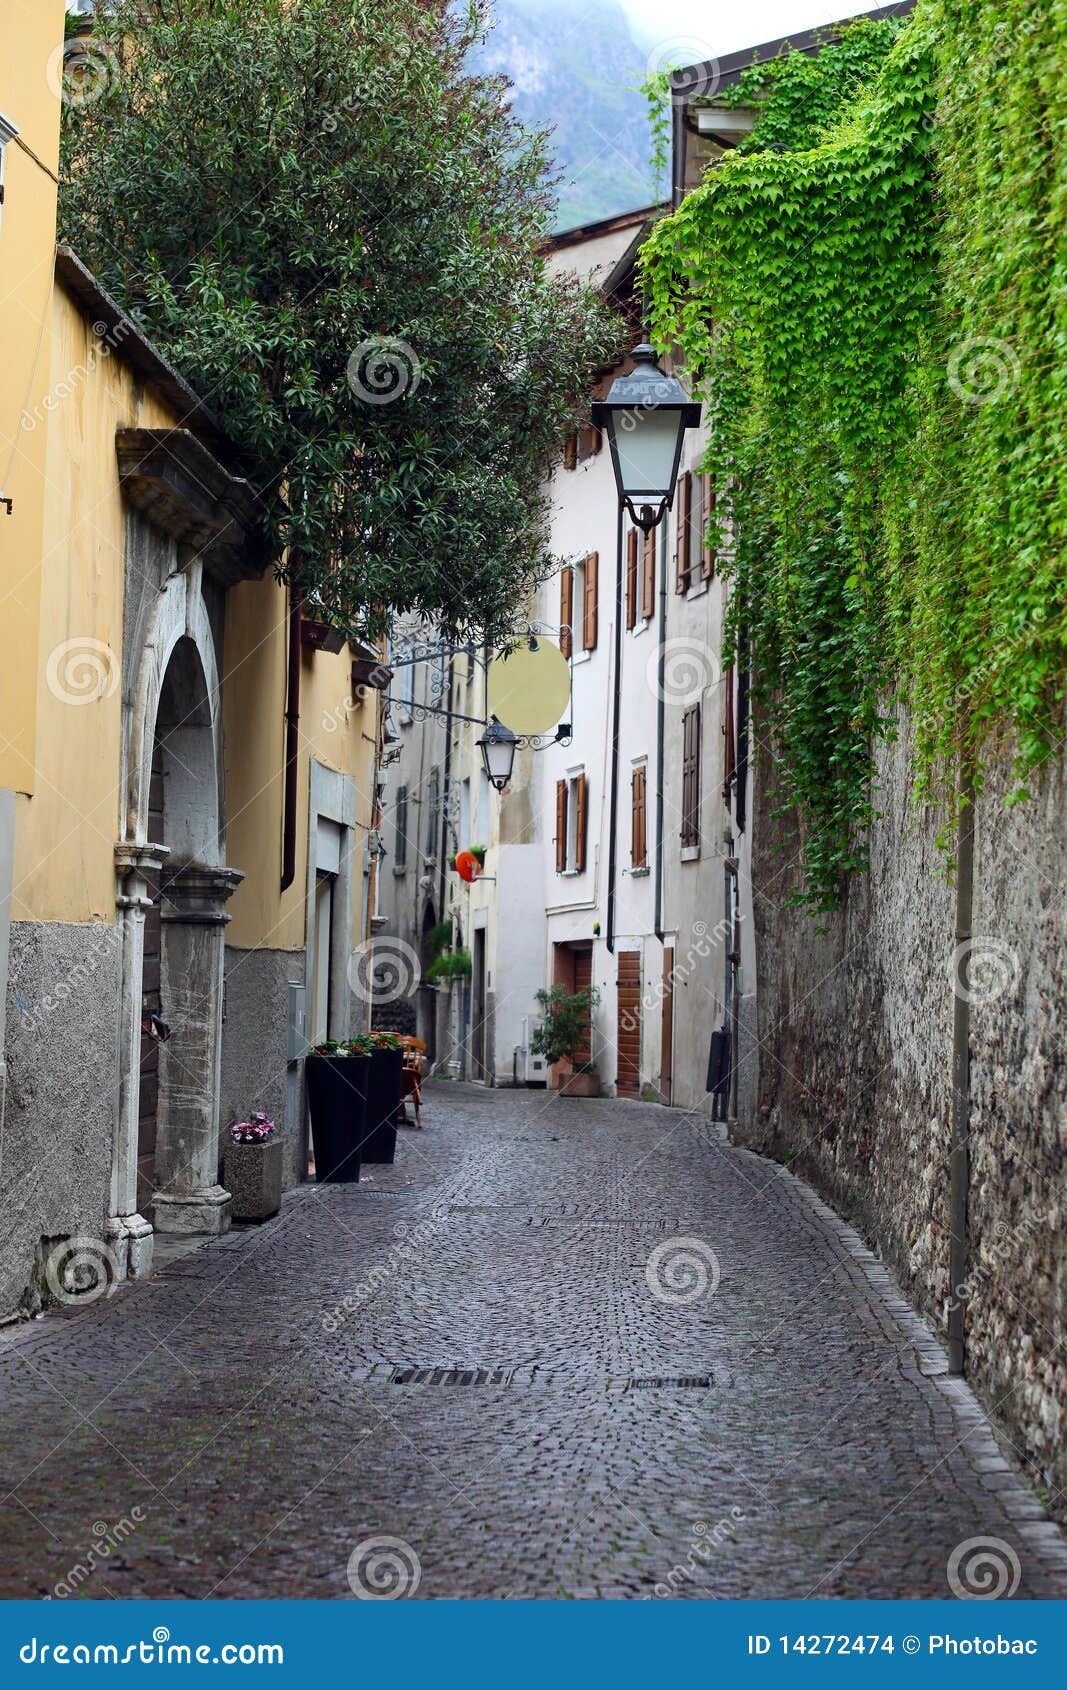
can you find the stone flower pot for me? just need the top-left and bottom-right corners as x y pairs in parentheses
(224, 1137), (283, 1221)
(559, 1069), (599, 1098)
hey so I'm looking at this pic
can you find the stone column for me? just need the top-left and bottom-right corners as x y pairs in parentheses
(153, 860), (244, 1235)
(112, 840), (170, 1279)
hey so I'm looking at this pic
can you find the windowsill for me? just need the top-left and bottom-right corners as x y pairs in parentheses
(680, 844), (701, 863)
(628, 865), (650, 878)
(392, 865), (408, 877)
(686, 580), (710, 601)
(559, 868), (582, 878)
(630, 617), (651, 636)
(570, 648), (593, 667)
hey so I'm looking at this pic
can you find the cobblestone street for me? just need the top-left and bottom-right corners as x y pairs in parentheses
(1, 1084), (1064, 1601)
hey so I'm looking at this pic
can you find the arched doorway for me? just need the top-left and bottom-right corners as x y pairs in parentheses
(112, 566), (242, 1254)
(418, 901), (438, 1064)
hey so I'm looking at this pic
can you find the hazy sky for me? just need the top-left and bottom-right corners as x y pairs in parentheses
(616, 0), (879, 54)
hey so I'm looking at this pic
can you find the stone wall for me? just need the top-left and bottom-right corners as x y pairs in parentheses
(1, 921), (121, 1319)
(220, 945), (305, 1192)
(740, 705), (1067, 1507)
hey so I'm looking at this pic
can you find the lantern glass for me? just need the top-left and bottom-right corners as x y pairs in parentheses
(612, 405), (686, 504)
(478, 719), (517, 792)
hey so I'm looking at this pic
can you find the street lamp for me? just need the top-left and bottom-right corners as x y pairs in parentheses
(477, 716), (518, 792)
(592, 343), (701, 532)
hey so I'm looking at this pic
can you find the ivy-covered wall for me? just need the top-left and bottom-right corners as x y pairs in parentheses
(643, 2), (1067, 1508)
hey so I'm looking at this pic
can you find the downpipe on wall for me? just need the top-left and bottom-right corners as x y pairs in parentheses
(948, 764), (975, 1377)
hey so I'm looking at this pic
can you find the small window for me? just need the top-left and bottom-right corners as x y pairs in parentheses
(559, 565), (573, 660)
(681, 705), (701, 852)
(641, 527), (656, 622)
(555, 771), (588, 874)
(675, 471), (692, 595)
(625, 529), (638, 631)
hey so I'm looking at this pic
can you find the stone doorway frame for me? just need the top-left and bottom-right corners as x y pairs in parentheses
(111, 560), (240, 1273)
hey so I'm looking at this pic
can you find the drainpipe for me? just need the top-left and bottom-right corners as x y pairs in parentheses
(280, 587), (302, 892)
(605, 503), (624, 954)
(653, 519), (668, 941)
(948, 762), (975, 1376)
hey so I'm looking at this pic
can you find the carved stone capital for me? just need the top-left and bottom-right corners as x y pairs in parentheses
(161, 859), (244, 925)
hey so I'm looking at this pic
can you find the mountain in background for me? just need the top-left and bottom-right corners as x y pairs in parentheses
(472, 0), (664, 231)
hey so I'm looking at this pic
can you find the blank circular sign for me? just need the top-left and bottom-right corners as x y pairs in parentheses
(486, 640), (570, 735)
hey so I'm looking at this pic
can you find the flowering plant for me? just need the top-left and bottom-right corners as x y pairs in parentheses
(350, 1030), (403, 1054)
(229, 1111), (276, 1144)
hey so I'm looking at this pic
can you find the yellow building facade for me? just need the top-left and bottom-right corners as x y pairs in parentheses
(1, 5), (380, 1315)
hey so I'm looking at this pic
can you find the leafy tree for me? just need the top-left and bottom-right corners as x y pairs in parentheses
(61, 0), (622, 637)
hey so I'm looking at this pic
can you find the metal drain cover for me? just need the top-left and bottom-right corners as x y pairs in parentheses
(626, 1375), (711, 1390)
(390, 1366), (513, 1386)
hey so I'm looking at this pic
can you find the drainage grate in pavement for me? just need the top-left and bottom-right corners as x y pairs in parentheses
(390, 1365), (513, 1386)
(626, 1375), (711, 1390)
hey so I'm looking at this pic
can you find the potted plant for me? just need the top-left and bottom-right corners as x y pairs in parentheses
(350, 1030), (404, 1163)
(305, 1039), (368, 1182)
(224, 1113), (283, 1221)
(531, 983), (602, 1097)
(425, 946), (472, 986)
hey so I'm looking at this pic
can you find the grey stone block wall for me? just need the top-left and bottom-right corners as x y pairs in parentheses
(741, 704), (1067, 1507)
(1, 921), (121, 1319)
(220, 945), (306, 1192)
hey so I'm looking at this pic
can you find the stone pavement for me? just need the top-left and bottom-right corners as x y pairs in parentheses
(1, 1084), (1064, 1600)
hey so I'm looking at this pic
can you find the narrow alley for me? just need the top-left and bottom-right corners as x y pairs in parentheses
(1, 1088), (1062, 1601)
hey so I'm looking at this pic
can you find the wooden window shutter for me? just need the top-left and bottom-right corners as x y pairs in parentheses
(575, 773), (588, 872)
(555, 780), (568, 873)
(591, 425), (603, 455)
(681, 705), (701, 848)
(560, 566), (573, 661)
(642, 527), (656, 621)
(563, 433), (577, 471)
(701, 473), (716, 579)
(625, 530), (638, 630)
(631, 765), (647, 868)
(722, 662), (736, 801)
(675, 471), (691, 594)
(582, 551), (598, 651)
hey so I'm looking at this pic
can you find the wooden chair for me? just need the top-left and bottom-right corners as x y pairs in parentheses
(399, 1036), (425, 1127)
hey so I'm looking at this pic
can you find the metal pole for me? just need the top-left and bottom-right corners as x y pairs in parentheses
(948, 763), (975, 1376)
(605, 501), (624, 954)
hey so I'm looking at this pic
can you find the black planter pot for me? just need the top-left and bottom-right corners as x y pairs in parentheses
(305, 1054), (368, 1183)
(361, 1048), (403, 1163)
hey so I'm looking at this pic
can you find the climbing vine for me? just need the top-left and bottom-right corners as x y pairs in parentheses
(642, 2), (1067, 910)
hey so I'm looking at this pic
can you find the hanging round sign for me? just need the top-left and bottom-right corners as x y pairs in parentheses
(455, 850), (480, 884)
(486, 638), (570, 736)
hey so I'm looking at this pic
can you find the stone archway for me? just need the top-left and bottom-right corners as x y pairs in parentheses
(111, 562), (242, 1268)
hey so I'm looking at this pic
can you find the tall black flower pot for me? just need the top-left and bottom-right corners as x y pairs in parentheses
(305, 1054), (368, 1183)
(362, 1048), (403, 1163)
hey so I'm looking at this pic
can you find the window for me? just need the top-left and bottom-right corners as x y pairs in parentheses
(394, 785), (408, 870)
(675, 470), (692, 595)
(555, 771), (588, 874)
(625, 529), (638, 631)
(681, 705), (701, 852)
(426, 766), (439, 854)
(560, 554), (597, 657)
(631, 762), (647, 870)
(642, 527), (656, 622)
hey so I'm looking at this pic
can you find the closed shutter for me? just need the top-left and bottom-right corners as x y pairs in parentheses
(675, 470), (691, 594)
(626, 529), (638, 630)
(631, 765), (647, 868)
(574, 772), (588, 872)
(681, 704), (701, 848)
(582, 551), (598, 651)
(563, 433), (577, 471)
(560, 566), (573, 661)
(722, 663), (736, 801)
(555, 779), (568, 873)
(642, 527), (656, 621)
(701, 473), (716, 579)
(616, 951), (641, 1096)
(395, 784), (408, 868)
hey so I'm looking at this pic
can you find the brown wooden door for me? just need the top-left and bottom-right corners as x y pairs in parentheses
(616, 950), (641, 1098)
(572, 944), (593, 1071)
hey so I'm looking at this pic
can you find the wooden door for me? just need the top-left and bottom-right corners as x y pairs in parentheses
(572, 944), (593, 1071)
(616, 950), (641, 1098)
